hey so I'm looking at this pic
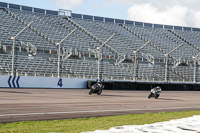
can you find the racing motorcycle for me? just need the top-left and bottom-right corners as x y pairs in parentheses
(148, 86), (162, 99)
(89, 82), (104, 95)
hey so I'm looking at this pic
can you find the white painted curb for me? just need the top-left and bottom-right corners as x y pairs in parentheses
(83, 115), (200, 133)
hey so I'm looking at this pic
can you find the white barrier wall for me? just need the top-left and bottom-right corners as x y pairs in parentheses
(0, 75), (90, 88)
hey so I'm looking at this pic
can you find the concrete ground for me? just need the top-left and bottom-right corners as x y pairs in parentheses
(0, 89), (200, 123)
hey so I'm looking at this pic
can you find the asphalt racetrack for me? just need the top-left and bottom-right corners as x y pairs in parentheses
(0, 89), (200, 123)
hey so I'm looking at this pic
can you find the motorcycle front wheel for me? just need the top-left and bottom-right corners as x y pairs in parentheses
(97, 89), (102, 95)
(155, 94), (159, 99)
(148, 93), (153, 99)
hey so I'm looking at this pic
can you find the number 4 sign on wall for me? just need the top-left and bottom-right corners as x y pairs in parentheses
(57, 78), (63, 87)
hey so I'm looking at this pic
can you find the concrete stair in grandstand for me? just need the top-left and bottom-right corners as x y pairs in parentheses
(3, 9), (57, 47)
(88, 47), (131, 77)
(50, 57), (99, 79)
(0, 55), (10, 74)
(2, 10), (85, 56)
(57, 20), (109, 56)
(0, 54), (12, 74)
(175, 30), (200, 58)
(167, 66), (190, 81)
(138, 64), (165, 81)
(163, 34), (190, 65)
(49, 56), (133, 80)
(114, 61), (134, 77)
(73, 18), (148, 59)
(1, 4), (200, 82)
(121, 25), (173, 60)
(64, 16), (126, 64)
(165, 30), (200, 63)
(119, 23), (183, 68)
(120, 24), (192, 62)
(168, 30), (200, 52)
(119, 24), (192, 81)
(172, 66), (194, 81)
(119, 24), (176, 61)
(0, 9), (54, 50)
(49, 57), (78, 78)
(0, 54), (69, 77)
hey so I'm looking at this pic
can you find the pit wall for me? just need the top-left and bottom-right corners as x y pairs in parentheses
(1, 75), (200, 90)
(0, 75), (89, 88)
(88, 81), (200, 91)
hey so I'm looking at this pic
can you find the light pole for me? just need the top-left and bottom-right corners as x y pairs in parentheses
(91, 33), (115, 81)
(132, 40), (151, 80)
(10, 21), (33, 76)
(164, 43), (183, 81)
(192, 53), (200, 82)
(96, 47), (101, 80)
(56, 28), (77, 78)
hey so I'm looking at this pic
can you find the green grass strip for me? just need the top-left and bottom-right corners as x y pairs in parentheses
(0, 111), (200, 133)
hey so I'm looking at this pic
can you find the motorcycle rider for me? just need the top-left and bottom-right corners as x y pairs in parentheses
(89, 81), (104, 95)
(148, 86), (162, 99)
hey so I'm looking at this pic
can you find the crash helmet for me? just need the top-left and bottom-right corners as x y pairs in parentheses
(156, 86), (160, 89)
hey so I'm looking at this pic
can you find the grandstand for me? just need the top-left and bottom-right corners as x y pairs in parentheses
(1, 2), (200, 89)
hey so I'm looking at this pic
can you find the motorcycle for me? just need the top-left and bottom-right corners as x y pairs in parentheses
(89, 82), (104, 95)
(148, 86), (162, 99)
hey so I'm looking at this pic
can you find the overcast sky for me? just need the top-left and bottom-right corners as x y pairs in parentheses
(2, 0), (200, 27)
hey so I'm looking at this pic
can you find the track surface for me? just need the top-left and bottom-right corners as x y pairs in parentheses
(0, 89), (200, 123)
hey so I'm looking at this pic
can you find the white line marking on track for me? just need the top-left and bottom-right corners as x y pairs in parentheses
(0, 106), (200, 117)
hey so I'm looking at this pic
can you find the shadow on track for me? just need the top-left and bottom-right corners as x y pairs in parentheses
(157, 98), (181, 101)
(0, 91), (32, 94)
(99, 94), (137, 97)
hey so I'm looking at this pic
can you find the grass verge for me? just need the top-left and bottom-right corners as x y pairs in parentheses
(0, 111), (200, 133)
